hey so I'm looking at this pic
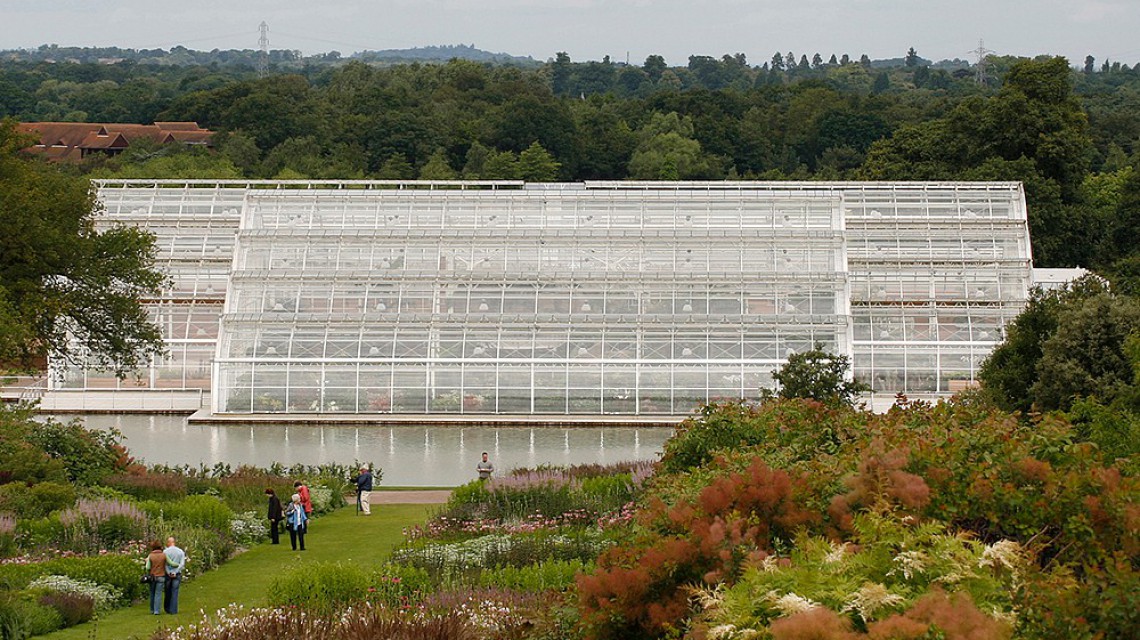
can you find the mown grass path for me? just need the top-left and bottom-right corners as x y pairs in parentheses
(43, 502), (437, 640)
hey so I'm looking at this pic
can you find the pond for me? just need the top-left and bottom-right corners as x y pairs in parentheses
(71, 414), (673, 486)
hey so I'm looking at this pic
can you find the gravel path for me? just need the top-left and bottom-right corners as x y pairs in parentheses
(364, 490), (452, 504)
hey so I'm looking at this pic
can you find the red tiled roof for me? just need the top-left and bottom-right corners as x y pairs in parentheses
(153, 122), (206, 131)
(17, 121), (215, 161)
(79, 131), (129, 149)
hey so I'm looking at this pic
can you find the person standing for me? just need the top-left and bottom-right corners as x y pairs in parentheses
(293, 481), (313, 523)
(285, 493), (308, 551)
(163, 536), (186, 614)
(143, 540), (166, 615)
(355, 467), (373, 515)
(266, 488), (283, 544)
(477, 451), (494, 480)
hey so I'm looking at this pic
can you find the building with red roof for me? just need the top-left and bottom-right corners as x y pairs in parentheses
(17, 121), (214, 162)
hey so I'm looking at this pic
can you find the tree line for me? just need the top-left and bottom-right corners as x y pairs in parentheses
(3, 51), (1140, 276)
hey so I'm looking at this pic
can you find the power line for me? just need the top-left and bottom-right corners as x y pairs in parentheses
(271, 30), (385, 53)
(116, 30), (260, 52)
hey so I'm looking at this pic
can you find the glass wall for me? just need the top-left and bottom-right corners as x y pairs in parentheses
(60, 181), (1032, 416)
(214, 186), (850, 414)
(842, 184), (1031, 394)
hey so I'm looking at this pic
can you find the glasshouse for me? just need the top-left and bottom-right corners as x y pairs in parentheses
(49, 180), (1034, 416)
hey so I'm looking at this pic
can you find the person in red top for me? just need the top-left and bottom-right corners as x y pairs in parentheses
(293, 481), (313, 520)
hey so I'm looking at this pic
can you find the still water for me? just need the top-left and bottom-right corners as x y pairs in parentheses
(74, 414), (673, 486)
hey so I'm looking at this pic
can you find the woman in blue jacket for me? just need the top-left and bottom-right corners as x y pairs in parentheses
(285, 493), (308, 551)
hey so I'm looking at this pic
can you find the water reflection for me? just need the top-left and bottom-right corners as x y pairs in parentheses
(74, 414), (672, 486)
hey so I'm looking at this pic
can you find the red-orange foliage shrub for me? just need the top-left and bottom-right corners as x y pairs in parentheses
(578, 458), (818, 638)
(828, 445), (931, 532)
(868, 590), (1010, 640)
(770, 607), (854, 640)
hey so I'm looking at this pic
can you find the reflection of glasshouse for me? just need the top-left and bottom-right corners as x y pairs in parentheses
(199, 181), (1034, 416)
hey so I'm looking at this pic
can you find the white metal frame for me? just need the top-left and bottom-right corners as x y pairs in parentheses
(57, 181), (1031, 416)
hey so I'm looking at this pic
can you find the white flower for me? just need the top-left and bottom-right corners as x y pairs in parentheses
(767, 590), (820, 617)
(933, 571), (966, 585)
(889, 550), (928, 580)
(842, 583), (905, 621)
(823, 541), (848, 564)
(708, 623), (738, 639)
(689, 583), (725, 611)
(979, 540), (1023, 572)
(28, 575), (121, 610)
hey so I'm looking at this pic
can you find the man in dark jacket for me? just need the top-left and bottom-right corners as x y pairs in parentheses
(354, 467), (373, 515)
(265, 488), (283, 544)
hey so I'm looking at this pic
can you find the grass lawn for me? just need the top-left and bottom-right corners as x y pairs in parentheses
(42, 503), (435, 640)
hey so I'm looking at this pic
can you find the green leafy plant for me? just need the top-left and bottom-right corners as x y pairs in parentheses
(0, 481), (77, 520)
(155, 494), (234, 532)
(0, 554), (142, 603)
(37, 590), (94, 628)
(0, 592), (63, 640)
(766, 344), (872, 408)
(268, 561), (372, 616)
(693, 511), (1020, 636)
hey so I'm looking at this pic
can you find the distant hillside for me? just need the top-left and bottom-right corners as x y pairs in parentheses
(354, 44), (538, 66)
(869, 56), (970, 70)
(0, 43), (537, 68)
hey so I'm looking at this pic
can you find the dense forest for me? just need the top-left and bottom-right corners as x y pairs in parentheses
(3, 49), (1140, 277)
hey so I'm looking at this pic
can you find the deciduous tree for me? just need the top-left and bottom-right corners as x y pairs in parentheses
(0, 119), (165, 374)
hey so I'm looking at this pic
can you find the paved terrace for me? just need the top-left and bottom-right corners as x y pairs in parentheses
(187, 409), (687, 428)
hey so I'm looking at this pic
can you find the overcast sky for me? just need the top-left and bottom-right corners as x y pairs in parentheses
(2, 0), (1138, 67)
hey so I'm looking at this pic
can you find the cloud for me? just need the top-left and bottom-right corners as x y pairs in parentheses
(1066, 0), (1129, 23)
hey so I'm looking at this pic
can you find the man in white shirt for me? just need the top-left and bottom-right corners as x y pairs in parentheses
(163, 536), (186, 614)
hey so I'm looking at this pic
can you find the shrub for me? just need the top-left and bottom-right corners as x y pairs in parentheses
(395, 530), (611, 584)
(433, 461), (653, 531)
(477, 559), (591, 592)
(23, 417), (128, 485)
(1015, 553), (1140, 640)
(661, 399), (860, 473)
(0, 554), (143, 603)
(12, 516), (65, 555)
(160, 494), (234, 532)
(158, 522), (234, 575)
(0, 481), (77, 519)
(0, 592), (63, 640)
(58, 497), (148, 553)
(0, 405), (66, 485)
(37, 590), (94, 628)
(215, 466), (292, 512)
(102, 470), (188, 501)
(577, 398), (1140, 639)
(230, 511), (268, 545)
(367, 564), (432, 609)
(692, 512), (1019, 635)
(0, 514), (15, 558)
(148, 604), (481, 640)
(268, 561), (371, 616)
(27, 574), (120, 610)
(0, 446), (66, 486)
